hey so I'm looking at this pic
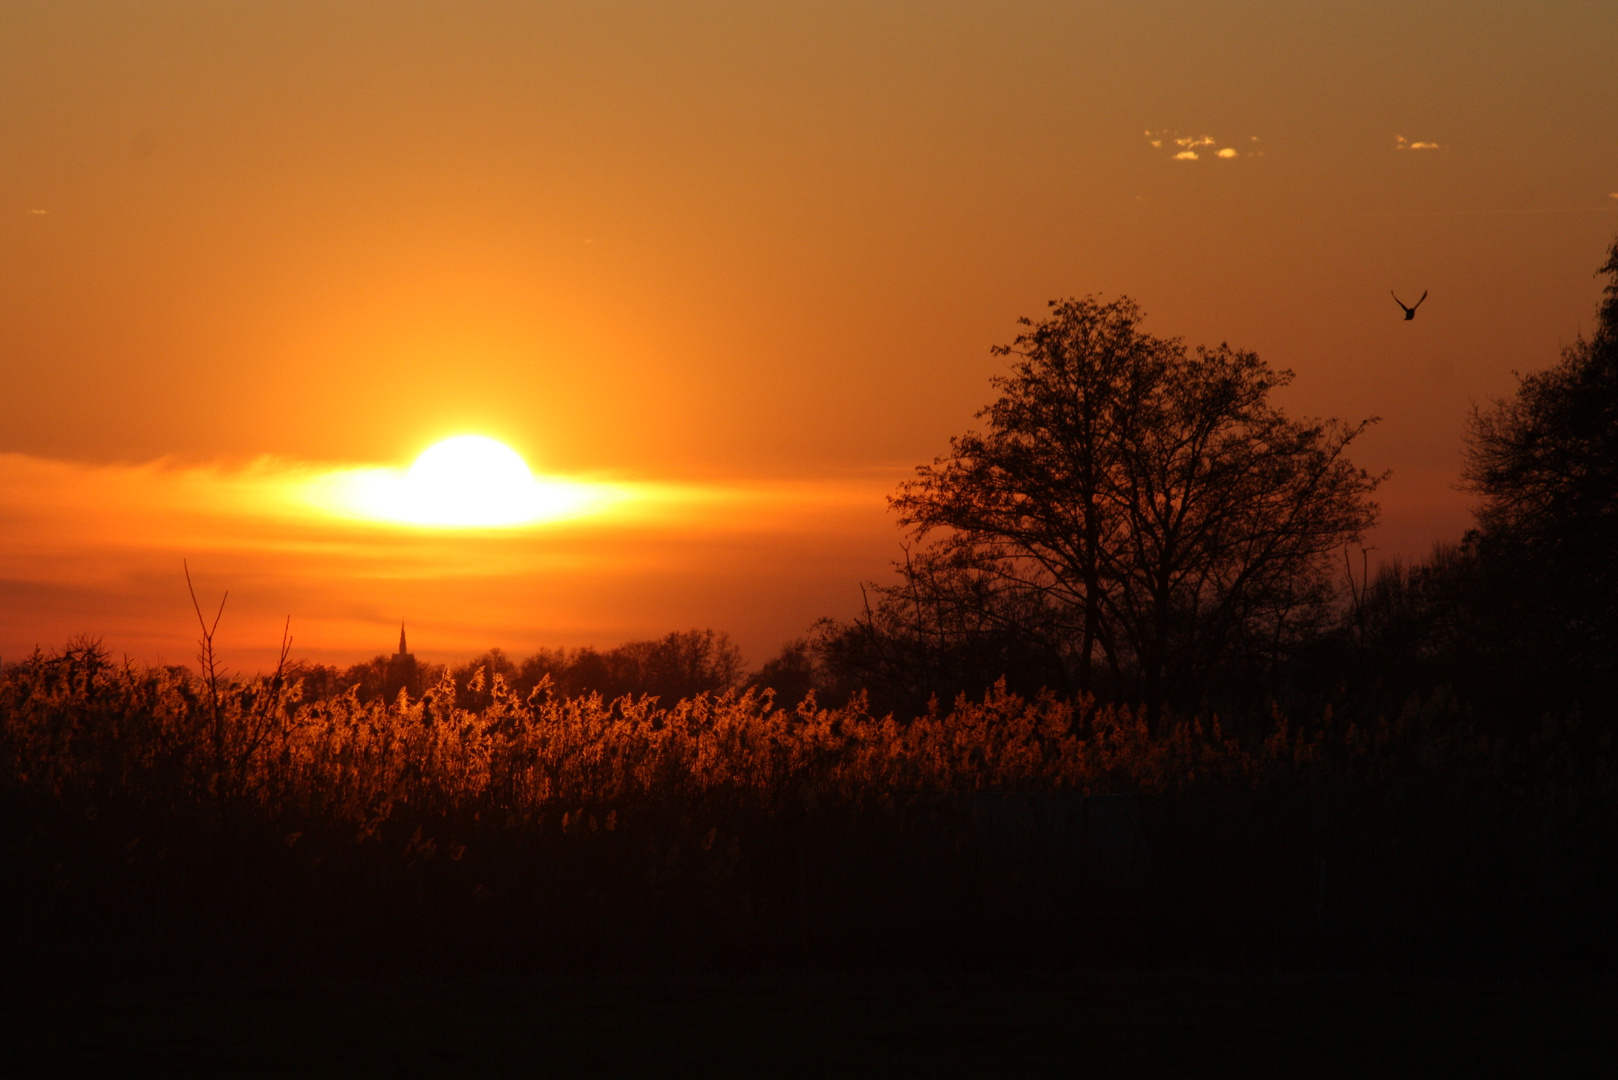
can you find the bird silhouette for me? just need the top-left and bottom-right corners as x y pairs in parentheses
(1392, 289), (1428, 320)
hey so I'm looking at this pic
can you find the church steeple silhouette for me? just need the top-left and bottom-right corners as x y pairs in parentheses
(384, 621), (420, 701)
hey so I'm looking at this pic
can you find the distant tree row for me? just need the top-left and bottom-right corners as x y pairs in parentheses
(293, 628), (744, 711)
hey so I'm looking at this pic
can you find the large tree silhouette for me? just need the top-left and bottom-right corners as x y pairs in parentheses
(1461, 236), (1618, 708)
(871, 296), (1382, 721)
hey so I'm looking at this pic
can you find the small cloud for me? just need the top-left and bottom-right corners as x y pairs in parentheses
(1609, 192), (1618, 200)
(1148, 130), (1256, 162)
(27, 209), (48, 215)
(1396, 135), (1441, 151)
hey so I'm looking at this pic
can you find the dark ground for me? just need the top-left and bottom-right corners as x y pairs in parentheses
(3, 969), (1613, 1078)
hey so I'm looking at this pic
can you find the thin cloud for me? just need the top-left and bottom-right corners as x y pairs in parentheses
(1216, 148), (1237, 159)
(1174, 150), (1199, 161)
(1396, 135), (1441, 151)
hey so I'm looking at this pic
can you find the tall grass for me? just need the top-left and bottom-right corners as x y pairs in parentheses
(0, 638), (1287, 818)
(2, 639), (1613, 974)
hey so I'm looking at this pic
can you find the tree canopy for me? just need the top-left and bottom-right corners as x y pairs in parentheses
(1460, 237), (1618, 706)
(845, 296), (1383, 721)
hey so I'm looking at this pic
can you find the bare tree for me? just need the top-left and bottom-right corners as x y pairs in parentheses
(885, 295), (1384, 722)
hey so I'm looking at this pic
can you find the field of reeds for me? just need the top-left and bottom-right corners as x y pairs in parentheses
(2, 638), (1614, 977)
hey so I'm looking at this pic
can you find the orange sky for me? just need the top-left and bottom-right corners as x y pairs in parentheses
(4, 2), (1617, 670)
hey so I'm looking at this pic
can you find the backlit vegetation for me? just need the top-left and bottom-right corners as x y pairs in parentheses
(2, 636), (1612, 973)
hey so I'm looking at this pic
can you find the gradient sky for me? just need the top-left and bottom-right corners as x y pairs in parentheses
(4, 1), (1617, 670)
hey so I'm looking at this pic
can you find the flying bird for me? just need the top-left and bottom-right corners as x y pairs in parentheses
(1391, 290), (1428, 320)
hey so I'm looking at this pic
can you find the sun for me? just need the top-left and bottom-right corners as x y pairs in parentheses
(402, 436), (543, 526)
(302, 434), (629, 527)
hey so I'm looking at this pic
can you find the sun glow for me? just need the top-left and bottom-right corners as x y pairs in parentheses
(307, 436), (627, 528)
(404, 436), (540, 525)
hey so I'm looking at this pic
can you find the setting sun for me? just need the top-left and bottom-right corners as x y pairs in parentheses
(404, 436), (538, 526)
(298, 436), (628, 528)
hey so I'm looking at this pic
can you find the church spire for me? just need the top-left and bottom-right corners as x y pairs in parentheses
(398, 622), (407, 657)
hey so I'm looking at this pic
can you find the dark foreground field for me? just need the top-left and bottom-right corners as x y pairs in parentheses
(4, 970), (1614, 1078)
(4, 647), (1616, 1075)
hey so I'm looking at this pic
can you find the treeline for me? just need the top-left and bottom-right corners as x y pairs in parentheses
(295, 628), (746, 711)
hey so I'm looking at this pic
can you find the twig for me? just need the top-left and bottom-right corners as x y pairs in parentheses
(184, 560), (226, 728)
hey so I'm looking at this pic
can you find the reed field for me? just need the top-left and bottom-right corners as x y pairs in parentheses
(3, 637), (1613, 977)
